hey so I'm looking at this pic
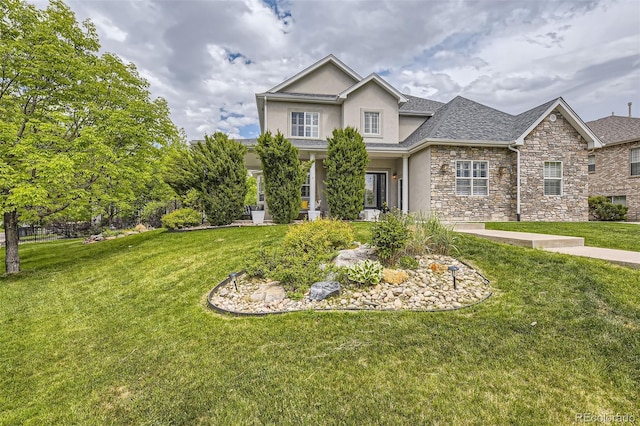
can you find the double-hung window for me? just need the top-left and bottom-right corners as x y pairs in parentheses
(588, 155), (595, 173)
(363, 111), (381, 136)
(631, 148), (640, 176)
(291, 112), (319, 138)
(456, 161), (488, 196)
(544, 161), (563, 196)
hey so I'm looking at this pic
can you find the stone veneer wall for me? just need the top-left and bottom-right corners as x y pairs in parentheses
(519, 110), (589, 221)
(588, 140), (640, 221)
(428, 146), (516, 221)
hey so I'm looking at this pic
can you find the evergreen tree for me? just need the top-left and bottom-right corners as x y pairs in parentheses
(255, 131), (306, 224)
(324, 127), (368, 220)
(166, 133), (248, 226)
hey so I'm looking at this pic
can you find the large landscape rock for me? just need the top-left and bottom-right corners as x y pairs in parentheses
(249, 283), (286, 303)
(309, 281), (341, 301)
(383, 268), (409, 284)
(333, 244), (377, 267)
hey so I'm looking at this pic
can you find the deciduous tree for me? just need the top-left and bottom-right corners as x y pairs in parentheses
(0, 0), (179, 273)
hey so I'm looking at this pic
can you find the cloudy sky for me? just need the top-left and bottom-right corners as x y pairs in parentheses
(40, 0), (640, 141)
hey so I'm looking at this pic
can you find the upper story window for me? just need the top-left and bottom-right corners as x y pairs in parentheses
(363, 111), (381, 136)
(588, 155), (595, 173)
(456, 160), (488, 196)
(631, 148), (640, 176)
(544, 161), (563, 196)
(291, 112), (319, 138)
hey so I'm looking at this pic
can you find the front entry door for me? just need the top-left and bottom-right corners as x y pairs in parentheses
(364, 173), (387, 209)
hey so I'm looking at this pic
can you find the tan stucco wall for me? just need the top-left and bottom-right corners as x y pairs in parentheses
(408, 148), (431, 214)
(342, 82), (400, 144)
(399, 116), (427, 141)
(280, 62), (357, 95)
(519, 111), (589, 221)
(265, 101), (341, 140)
(588, 140), (640, 221)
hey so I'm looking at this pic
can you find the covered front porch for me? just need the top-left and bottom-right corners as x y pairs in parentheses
(244, 148), (410, 219)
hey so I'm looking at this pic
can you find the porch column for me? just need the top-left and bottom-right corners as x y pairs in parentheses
(309, 152), (316, 211)
(402, 155), (409, 213)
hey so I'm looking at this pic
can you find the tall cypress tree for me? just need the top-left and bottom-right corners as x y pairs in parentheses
(255, 131), (306, 224)
(325, 127), (368, 220)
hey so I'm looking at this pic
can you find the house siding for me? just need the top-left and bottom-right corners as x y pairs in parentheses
(427, 146), (516, 221)
(399, 116), (428, 141)
(408, 148), (431, 214)
(266, 101), (342, 140)
(588, 140), (640, 221)
(280, 62), (357, 95)
(519, 111), (589, 221)
(342, 82), (400, 144)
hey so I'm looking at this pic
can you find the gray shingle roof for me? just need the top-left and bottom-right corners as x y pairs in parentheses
(401, 96), (559, 147)
(399, 95), (445, 114)
(586, 116), (640, 145)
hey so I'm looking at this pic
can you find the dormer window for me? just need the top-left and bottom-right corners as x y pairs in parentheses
(291, 112), (319, 138)
(363, 111), (381, 136)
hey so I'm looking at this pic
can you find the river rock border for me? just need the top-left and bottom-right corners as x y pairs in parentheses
(207, 255), (492, 316)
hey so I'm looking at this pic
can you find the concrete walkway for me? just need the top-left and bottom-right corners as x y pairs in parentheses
(454, 223), (640, 269)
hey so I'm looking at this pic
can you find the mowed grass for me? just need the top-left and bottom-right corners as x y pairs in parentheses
(0, 224), (639, 425)
(485, 221), (640, 252)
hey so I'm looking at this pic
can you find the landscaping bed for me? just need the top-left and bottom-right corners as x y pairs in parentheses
(209, 254), (491, 315)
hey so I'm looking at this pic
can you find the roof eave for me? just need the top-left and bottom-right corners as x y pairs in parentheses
(266, 55), (362, 93)
(399, 111), (435, 117)
(515, 98), (604, 149)
(407, 138), (512, 154)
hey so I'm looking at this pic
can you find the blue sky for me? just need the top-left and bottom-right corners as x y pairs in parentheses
(37, 0), (640, 141)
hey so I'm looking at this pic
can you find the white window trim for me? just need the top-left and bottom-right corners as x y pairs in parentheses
(301, 172), (311, 203)
(588, 155), (595, 174)
(543, 161), (563, 196)
(290, 111), (320, 139)
(631, 147), (640, 177)
(361, 109), (382, 137)
(455, 160), (489, 196)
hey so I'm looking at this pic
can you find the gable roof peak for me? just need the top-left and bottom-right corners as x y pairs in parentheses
(266, 54), (362, 94)
(338, 72), (407, 103)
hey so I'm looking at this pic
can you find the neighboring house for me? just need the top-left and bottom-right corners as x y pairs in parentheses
(242, 55), (602, 222)
(586, 115), (640, 221)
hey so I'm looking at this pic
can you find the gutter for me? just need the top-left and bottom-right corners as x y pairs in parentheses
(508, 143), (521, 221)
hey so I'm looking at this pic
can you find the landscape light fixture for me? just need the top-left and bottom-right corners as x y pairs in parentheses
(448, 265), (459, 290)
(229, 272), (239, 291)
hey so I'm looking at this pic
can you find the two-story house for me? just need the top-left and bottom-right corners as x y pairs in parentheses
(586, 114), (640, 221)
(243, 55), (602, 222)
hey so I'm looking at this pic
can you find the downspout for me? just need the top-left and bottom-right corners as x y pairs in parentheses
(508, 143), (521, 221)
(263, 95), (268, 132)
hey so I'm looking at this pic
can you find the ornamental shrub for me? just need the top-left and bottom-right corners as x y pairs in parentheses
(281, 218), (355, 255)
(371, 209), (410, 265)
(588, 196), (628, 221)
(324, 127), (368, 220)
(244, 219), (354, 293)
(347, 260), (384, 286)
(255, 131), (307, 224)
(161, 208), (201, 230)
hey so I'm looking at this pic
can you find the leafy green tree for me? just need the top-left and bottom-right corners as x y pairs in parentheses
(244, 175), (258, 207)
(0, 0), (179, 273)
(165, 133), (248, 226)
(324, 127), (368, 220)
(255, 131), (307, 224)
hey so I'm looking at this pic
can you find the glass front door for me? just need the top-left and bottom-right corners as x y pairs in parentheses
(364, 173), (387, 209)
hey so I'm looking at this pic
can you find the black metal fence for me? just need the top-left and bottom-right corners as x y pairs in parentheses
(1, 223), (94, 246)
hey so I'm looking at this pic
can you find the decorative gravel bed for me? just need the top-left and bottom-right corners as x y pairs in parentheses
(208, 254), (491, 315)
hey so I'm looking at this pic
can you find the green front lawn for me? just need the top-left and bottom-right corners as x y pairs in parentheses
(485, 221), (640, 252)
(1, 225), (638, 424)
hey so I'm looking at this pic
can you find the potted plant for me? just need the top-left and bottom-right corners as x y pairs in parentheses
(250, 205), (265, 225)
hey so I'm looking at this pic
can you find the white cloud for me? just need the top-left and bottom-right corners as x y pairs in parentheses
(52, 0), (640, 139)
